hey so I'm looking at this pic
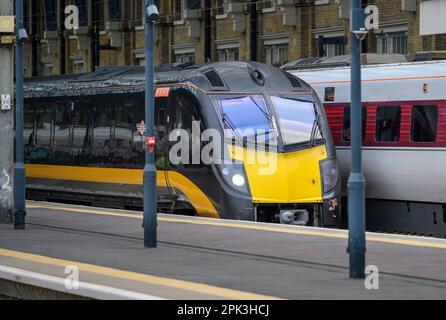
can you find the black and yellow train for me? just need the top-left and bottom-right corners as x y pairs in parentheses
(24, 61), (341, 227)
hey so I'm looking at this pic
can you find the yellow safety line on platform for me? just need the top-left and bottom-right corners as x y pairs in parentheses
(0, 248), (280, 300)
(27, 204), (446, 250)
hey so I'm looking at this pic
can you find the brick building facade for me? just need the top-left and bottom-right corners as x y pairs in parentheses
(22, 0), (446, 77)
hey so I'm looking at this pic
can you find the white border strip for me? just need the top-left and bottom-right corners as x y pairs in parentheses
(0, 265), (166, 300)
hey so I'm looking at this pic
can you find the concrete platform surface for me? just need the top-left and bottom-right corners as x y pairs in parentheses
(0, 201), (445, 300)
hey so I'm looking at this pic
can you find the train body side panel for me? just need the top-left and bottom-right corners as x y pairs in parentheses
(25, 164), (219, 218)
(336, 147), (446, 203)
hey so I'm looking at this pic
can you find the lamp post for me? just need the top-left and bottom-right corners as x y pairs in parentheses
(14, 0), (27, 230)
(348, 0), (367, 279)
(143, 0), (159, 248)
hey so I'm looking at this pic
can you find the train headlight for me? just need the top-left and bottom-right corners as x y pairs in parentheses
(320, 158), (340, 194)
(216, 162), (250, 195)
(232, 174), (246, 188)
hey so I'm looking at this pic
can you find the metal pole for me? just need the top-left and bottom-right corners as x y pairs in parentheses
(143, 0), (157, 248)
(0, 1), (14, 225)
(348, 0), (366, 279)
(14, 0), (27, 230)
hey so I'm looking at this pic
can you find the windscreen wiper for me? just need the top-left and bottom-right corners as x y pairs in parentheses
(222, 113), (246, 147)
(249, 96), (272, 121)
(309, 114), (322, 148)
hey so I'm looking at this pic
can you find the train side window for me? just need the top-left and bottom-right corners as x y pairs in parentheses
(132, 96), (145, 153)
(375, 106), (401, 142)
(93, 107), (111, 148)
(342, 106), (367, 142)
(72, 106), (88, 148)
(54, 103), (72, 147)
(36, 104), (53, 146)
(411, 105), (438, 142)
(114, 103), (133, 149)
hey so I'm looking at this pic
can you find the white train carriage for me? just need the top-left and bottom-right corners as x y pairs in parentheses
(292, 61), (446, 237)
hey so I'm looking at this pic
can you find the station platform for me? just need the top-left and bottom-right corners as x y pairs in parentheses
(0, 201), (446, 300)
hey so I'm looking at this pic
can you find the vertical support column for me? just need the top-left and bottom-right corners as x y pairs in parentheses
(0, 2), (14, 224)
(348, 0), (366, 279)
(143, 0), (158, 248)
(91, 0), (100, 71)
(15, 0), (27, 229)
(250, 0), (258, 61)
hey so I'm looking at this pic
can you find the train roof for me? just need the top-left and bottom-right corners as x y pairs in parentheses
(292, 60), (446, 103)
(290, 60), (446, 84)
(24, 61), (311, 99)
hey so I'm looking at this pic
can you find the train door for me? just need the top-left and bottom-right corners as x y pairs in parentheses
(164, 89), (209, 216)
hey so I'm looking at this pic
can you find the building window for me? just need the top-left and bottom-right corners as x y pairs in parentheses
(216, 0), (229, 16)
(324, 43), (344, 57)
(342, 107), (367, 142)
(217, 48), (239, 61)
(266, 45), (289, 66)
(175, 53), (195, 63)
(136, 0), (144, 25)
(43, 0), (58, 31)
(316, 36), (345, 57)
(108, 0), (122, 21)
(43, 63), (54, 76)
(411, 105), (438, 142)
(375, 106), (401, 142)
(24, 0), (30, 30)
(75, 0), (88, 27)
(174, 0), (184, 21)
(377, 33), (408, 54)
(263, 0), (276, 12)
(72, 60), (85, 74)
(325, 42), (344, 57)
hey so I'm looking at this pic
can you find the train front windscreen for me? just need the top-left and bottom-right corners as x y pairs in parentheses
(211, 94), (323, 150)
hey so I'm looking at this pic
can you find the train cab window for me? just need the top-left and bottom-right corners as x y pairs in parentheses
(72, 108), (88, 148)
(114, 104), (133, 149)
(94, 110), (112, 148)
(54, 104), (72, 147)
(170, 92), (201, 166)
(36, 105), (53, 146)
(375, 106), (401, 142)
(342, 106), (367, 142)
(172, 94), (200, 135)
(411, 105), (438, 142)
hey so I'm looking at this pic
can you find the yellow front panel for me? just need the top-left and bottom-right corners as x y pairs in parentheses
(229, 145), (327, 204)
